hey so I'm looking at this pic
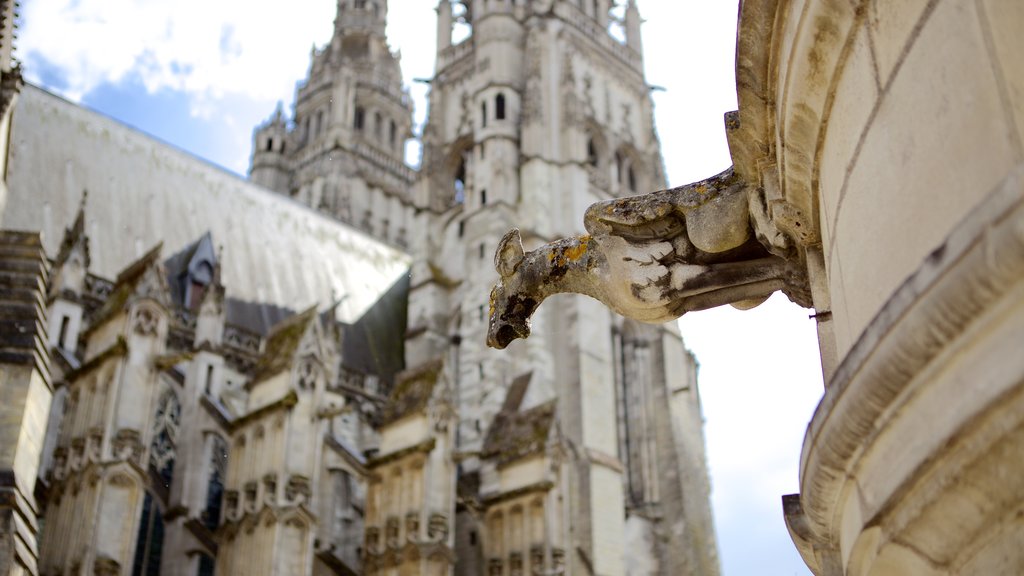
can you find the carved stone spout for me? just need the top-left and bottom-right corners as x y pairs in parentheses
(487, 168), (810, 349)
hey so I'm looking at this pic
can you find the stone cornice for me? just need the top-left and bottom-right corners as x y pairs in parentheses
(799, 166), (1024, 543)
(481, 480), (555, 506)
(368, 438), (437, 469)
(229, 391), (299, 431)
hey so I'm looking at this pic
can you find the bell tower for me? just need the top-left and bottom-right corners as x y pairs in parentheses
(248, 0), (417, 248)
(406, 2), (718, 575)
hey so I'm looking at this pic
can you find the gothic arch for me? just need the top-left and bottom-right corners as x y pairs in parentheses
(444, 137), (474, 207)
(613, 145), (645, 194)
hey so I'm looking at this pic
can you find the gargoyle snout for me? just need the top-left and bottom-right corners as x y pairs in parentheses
(486, 283), (534, 349)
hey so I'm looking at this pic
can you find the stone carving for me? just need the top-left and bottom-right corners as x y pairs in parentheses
(405, 511), (420, 543)
(133, 306), (160, 336)
(428, 512), (449, 542)
(112, 428), (144, 465)
(285, 474), (311, 504)
(487, 168), (810, 348)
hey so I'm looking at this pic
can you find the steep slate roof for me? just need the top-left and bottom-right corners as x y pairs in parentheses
(340, 273), (409, 387)
(6, 85), (411, 325)
(379, 359), (443, 426)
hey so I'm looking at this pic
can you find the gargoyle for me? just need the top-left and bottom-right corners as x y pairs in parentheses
(487, 168), (810, 349)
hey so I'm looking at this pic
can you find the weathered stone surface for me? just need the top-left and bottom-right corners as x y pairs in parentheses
(487, 168), (811, 349)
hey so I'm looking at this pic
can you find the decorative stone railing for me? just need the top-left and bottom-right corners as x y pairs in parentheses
(438, 38), (474, 72)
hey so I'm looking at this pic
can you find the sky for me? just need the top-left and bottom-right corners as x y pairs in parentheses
(19, 1), (824, 573)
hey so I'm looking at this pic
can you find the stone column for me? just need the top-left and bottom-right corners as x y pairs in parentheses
(0, 232), (52, 576)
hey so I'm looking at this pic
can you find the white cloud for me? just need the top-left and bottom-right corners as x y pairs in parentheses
(19, 0), (336, 114)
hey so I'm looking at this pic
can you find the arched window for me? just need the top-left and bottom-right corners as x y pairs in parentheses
(628, 165), (637, 192)
(454, 155), (467, 204)
(202, 435), (229, 530)
(317, 110), (325, 137)
(265, 138), (273, 152)
(495, 93), (506, 120)
(389, 120), (397, 147)
(149, 390), (180, 489)
(587, 138), (599, 167)
(131, 493), (165, 576)
(354, 107), (365, 131)
(481, 101), (488, 127)
(374, 112), (382, 140)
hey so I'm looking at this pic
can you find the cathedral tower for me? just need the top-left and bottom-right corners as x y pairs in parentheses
(249, 0), (417, 248)
(407, 1), (718, 574)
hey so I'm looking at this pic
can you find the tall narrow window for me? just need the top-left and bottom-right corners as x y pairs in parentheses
(197, 555), (215, 576)
(266, 138), (273, 152)
(389, 120), (397, 147)
(587, 138), (599, 167)
(628, 166), (637, 192)
(374, 112), (382, 140)
(58, 316), (70, 350)
(131, 493), (165, 576)
(480, 189), (487, 205)
(204, 365), (214, 396)
(479, 243), (485, 259)
(454, 154), (467, 204)
(495, 93), (506, 120)
(481, 102), (488, 127)
(354, 107), (365, 131)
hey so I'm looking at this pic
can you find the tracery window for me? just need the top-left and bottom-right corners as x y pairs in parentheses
(131, 493), (165, 576)
(149, 390), (180, 489)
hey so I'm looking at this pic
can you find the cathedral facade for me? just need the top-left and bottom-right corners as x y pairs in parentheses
(0, 1), (719, 575)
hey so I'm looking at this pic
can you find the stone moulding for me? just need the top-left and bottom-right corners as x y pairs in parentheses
(795, 167), (1024, 552)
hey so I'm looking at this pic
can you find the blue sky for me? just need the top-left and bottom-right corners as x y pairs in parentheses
(19, 1), (822, 574)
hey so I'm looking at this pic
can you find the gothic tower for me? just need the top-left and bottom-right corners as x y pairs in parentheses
(406, 1), (719, 574)
(250, 0), (417, 248)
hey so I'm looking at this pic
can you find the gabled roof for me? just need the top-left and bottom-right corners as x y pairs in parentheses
(87, 242), (168, 329)
(482, 374), (556, 466)
(250, 306), (319, 383)
(378, 359), (443, 425)
(481, 401), (557, 466)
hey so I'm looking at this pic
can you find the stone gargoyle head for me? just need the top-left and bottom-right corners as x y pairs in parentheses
(486, 228), (538, 349)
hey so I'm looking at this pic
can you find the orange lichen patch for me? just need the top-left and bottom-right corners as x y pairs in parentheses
(564, 236), (590, 261)
(696, 184), (708, 194)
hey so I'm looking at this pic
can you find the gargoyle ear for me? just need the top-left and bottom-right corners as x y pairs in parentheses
(495, 228), (525, 278)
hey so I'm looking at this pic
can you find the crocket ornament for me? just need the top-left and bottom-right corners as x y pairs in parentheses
(487, 168), (811, 349)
